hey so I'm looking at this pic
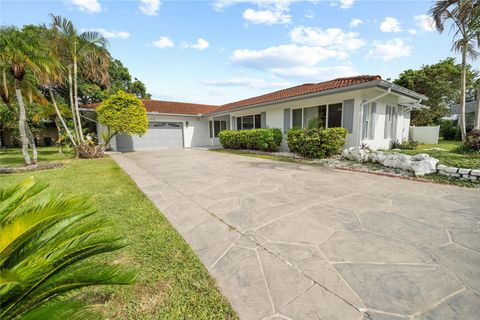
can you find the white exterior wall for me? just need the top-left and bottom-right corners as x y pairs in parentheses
(358, 89), (415, 149)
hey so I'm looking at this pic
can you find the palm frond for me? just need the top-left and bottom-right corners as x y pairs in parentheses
(0, 178), (136, 319)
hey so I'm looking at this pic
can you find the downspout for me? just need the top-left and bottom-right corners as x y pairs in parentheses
(358, 87), (392, 145)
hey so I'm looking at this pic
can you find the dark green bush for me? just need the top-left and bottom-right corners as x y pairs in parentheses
(286, 127), (347, 158)
(218, 128), (283, 152)
(440, 119), (462, 141)
(464, 129), (480, 152)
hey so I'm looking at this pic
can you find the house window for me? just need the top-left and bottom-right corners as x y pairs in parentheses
(362, 103), (375, 140)
(214, 120), (227, 137)
(237, 114), (261, 130)
(209, 120), (213, 138)
(255, 114), (261, 129)
(293, 103), (339, 129)
(292, 109), (302, 128)
(303, 106), (318, 128)
(384, 105), (396, 139)
(328, 103), (342, 128)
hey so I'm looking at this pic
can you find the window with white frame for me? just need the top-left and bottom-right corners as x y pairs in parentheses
(362, 103), (375, 140)
(214, 120), (227, 137)
(292, 103), (340, 129)
(236, 114), (261, 130)
(384, 105), (396, 139)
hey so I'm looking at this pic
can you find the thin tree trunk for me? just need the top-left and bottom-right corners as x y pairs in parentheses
(48, 86), (77, 147)
(25, 123), (38, 163)
(68, 66), (80, 142)
(2, 70), (8, 101)
(73, 57), (84, 143)
(459, 47), (467, 141)
(14, 79), (31, 165)
(475, 87), (480, 129)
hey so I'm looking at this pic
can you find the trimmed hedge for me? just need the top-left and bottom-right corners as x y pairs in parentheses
(218, 128), (283, 152)
(287, 127), (347, 158)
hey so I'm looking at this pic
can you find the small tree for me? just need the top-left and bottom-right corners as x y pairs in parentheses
(97, 90), (148, 147)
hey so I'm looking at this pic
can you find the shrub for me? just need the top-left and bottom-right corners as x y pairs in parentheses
(392, 140), (419, 150)
(218, 128), (283, 152)
(463, 128), (480, 152)
(439, 119), (462, 141)
(286, 127), (347, 158)
(0, 177), (136, 319)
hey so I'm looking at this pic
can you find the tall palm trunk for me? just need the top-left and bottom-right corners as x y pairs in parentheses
(459, 45), (467, 141)
(14, 79), (31, 165)
(48, 86), (77, 147)
(73, 56), (84, 143)
(475, 87), (480, 129)
(25, 123), (38, 163)
(68, 66), (79, 142)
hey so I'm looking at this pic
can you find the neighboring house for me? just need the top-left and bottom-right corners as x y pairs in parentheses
(449, 100), (477, 130)
(81, 75), (427, 151)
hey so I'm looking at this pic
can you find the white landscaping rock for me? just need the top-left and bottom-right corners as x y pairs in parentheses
(342, 148), (439, 176)
(410, 154), (439, 176)
(342, 147), (371, 162)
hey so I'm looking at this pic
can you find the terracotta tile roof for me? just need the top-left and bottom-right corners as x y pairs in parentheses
(80, 75), (382, 116)
(81, 99), (220, 115)
(213, 75), (382, 113)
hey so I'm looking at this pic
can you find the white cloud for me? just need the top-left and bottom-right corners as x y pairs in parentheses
(243, 7), (291, 25)
(380, 17), (402, 33)
(139, 0), (160, 16)
(183, 38), (209, 50)
(202, 77), (291, 89)
(339, 0), (354, 9)
(231, 44), (338, 70)
(289, 26), (366, 54)
(213, 0), (294, 12)
(82, 28), (129, 39)
(414, 14), (436, 32)
(409, 29), (417, 35)
(152, 36), (174, 48)
(269, 66), (357, 80)
(70, 0), (101, 13)
(349, 18), (363, 28)
(304, 10), (315, 19)
(365, 38), (412, 61)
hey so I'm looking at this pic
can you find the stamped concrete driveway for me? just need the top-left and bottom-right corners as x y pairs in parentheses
(112, 149), (480, 320)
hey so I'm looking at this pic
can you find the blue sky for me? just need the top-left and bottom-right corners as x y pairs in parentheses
(0, 0), (467, 105)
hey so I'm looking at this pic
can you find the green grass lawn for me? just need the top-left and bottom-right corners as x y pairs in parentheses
(0, 151), (237, 319)
(393, 139), (480, 169)
(0, 146), (74, 167)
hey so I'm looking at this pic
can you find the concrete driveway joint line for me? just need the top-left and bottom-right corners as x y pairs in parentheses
(112, 149), (480, 320)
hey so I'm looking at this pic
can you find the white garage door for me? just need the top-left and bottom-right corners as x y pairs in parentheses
(132, 122), (184, 150)
(117, 122), (183, 151)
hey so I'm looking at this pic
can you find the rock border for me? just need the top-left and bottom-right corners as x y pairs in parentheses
(437, 165), (480, 181)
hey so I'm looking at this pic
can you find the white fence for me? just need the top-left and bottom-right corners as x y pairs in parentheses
(409, 126), (440, 144)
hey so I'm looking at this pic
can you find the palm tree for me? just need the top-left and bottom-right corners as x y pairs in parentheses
(0, 177), (136, 319)
(0, 68), (39, 163)
(32, 24), (78, 147)
(429, 0), (480, 140)
(0, 26), (49, 165)
(50, 15), (109, 145)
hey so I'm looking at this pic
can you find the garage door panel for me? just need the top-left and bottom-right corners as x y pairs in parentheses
(118, 121), (184, 151)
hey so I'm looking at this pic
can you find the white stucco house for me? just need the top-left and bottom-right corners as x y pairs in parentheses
(81, 75), (427, 152)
